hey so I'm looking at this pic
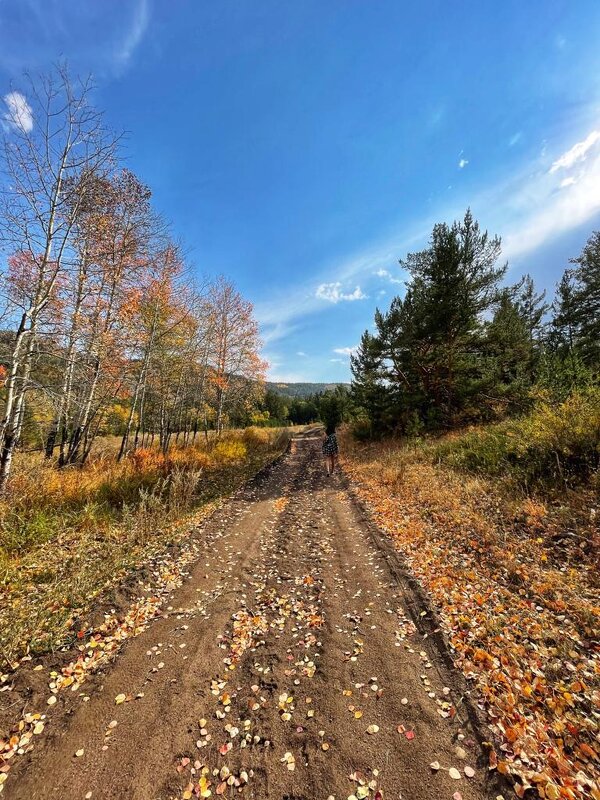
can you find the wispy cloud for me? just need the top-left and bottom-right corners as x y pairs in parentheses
(2, 91), (33, 133)
(375, 268), (403, 284)
(256, 123), (600, 350)
(0, 2), (150, 77)
(254, 230), (422, 343)
(333, 346), (357, 356)
(549, 130), (600, 173)
(500, 126), (600, 261)
(509, 132), (522, 147)
(114, 0), (150, 70)
(296, 351), (307, 357)
(315, 282), (367, 303)
(458, 158), (469, 169)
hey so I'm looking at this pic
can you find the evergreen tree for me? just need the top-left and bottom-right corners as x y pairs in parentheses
(263, 388), (289, 423)
(483, 289), (532, 413)
(350, 330), (389, 435)
(569, 230), (600, 364)
(514, 274), (549, 382)
(398, 209), (506, 423)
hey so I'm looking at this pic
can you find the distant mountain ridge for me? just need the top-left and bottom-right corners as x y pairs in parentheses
(266, 381), (349, 398)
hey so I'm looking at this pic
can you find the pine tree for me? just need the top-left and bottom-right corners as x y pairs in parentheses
(515, 274), (549, 382)
(483, 289), (532, 414)
(350, 330), (389, 435)
(398, 209), (506, 423)
(569, 230), (600, 365)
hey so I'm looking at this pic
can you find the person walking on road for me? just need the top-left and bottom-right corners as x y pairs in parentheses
(322, 424), (339, 476)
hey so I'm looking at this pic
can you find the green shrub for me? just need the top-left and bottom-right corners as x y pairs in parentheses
(351, 416), (373, 441)
(433, 388), (600, 490)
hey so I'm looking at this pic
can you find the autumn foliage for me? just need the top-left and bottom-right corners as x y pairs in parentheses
(342, 426), (599, 800)
(0, 66), (267, 496)
(0, 428), (289, 663)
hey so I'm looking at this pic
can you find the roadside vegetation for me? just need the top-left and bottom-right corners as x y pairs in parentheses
(0, 65), (294, 665)
(0, 427), (290, 665)
(432, 387), (599, 493)
(346, 212), (599, 799)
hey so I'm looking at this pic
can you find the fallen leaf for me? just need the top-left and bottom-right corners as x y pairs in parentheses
(367, 724), (379, 734)
(449, 767), (461, 780)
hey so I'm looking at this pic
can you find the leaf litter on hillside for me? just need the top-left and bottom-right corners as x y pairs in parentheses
(344, 450), (599, 800)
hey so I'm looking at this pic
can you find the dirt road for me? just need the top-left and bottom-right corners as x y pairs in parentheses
(3, 431), (497, 800)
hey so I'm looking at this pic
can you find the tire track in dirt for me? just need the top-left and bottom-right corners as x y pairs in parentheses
(3, 432), (498, 800)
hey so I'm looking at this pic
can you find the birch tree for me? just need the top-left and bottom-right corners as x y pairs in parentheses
(0, 65), (116, 488)
(207, 277), (266, 434)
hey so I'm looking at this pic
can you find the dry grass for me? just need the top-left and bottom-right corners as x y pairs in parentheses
(341, 426), (599, 799)
(0, 427), (291, 664)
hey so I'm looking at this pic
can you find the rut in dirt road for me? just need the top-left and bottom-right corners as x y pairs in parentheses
(4, 431), (497, 800)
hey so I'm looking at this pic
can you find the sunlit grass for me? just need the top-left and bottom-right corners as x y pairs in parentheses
(0, 427), (291, 663)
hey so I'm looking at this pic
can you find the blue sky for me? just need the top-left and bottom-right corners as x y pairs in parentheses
(1, 1), (600, 382)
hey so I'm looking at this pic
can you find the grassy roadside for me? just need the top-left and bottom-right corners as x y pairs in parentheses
(341, 421), (599, 800)
(0, 427), (292, 666)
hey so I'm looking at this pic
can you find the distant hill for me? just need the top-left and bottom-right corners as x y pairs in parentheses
(266, 382), (349, 398)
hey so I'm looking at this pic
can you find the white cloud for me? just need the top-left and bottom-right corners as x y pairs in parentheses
(330, 358), (344, 363)
(269, 369), (312, 382)
(503, 143), (600, 261)
(2, 91), (33, 133)
(549, 130), (600, 173)
(114, 0), (149, 69)
(375, 268), (403, 284)
(315, 282), (367, 303)
(254, 231), (420, 344)
(458, 158), (469, 169)
(296, 351), (307, 357)
(256, 124), (600, 351)
(333, 346), (357, 357)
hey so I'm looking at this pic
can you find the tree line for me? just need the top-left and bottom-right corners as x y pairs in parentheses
(351, 209), (599, 437)
(0, 66), (265, 491)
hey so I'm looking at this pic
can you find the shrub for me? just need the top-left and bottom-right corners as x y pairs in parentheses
(434, 388), (600, 490)
(242, 426), (272, 450)
(351, 416), (373, 441)
(213, 439), (247, 463)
